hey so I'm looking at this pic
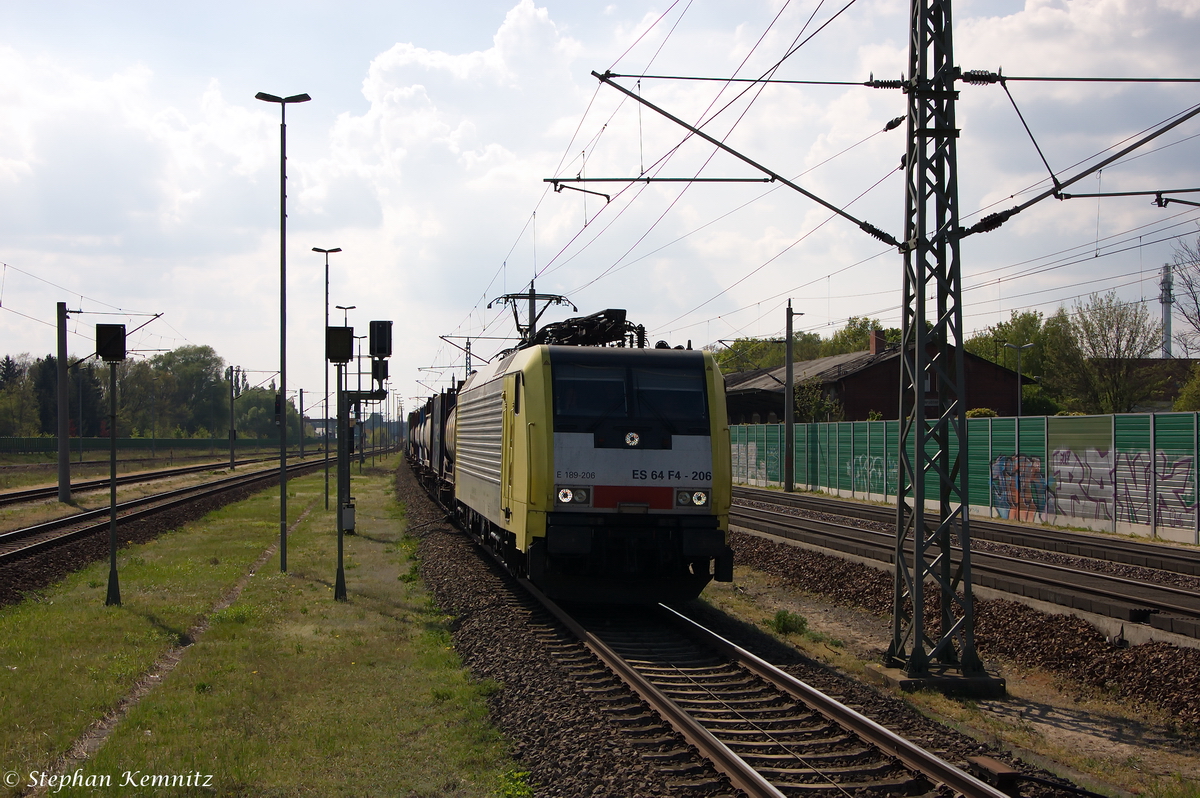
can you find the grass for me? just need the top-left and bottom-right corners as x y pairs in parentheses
(0, 457), (523, 797)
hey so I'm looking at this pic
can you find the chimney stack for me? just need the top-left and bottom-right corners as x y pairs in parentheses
(869, 329), (887, 354)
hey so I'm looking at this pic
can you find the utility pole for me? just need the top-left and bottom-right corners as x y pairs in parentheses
(784, 300), (798, 493)
(299, 388), (305, 458)
(884, 0), (997, 693)
(228, 366), (237, 468)
(57, 302), (71, 503)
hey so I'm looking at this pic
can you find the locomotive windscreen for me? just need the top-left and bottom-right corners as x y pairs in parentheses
(550, 348), (709, 435)
(554, 365), (627, 418)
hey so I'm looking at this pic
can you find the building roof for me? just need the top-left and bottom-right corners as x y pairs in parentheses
(724, 348), (893, 394)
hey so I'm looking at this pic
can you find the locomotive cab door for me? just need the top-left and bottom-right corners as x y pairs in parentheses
(500, 374), (516, 525)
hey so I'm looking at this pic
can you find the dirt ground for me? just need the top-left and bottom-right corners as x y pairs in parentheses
(701, 563), (1200, 797)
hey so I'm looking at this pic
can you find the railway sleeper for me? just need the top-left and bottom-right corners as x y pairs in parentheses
(721, 732), (850, 747)
(717, 723), (839, 739)
(771, 776), (931, 795)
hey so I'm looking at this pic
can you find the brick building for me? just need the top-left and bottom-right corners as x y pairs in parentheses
(724, 330), (1025, 423)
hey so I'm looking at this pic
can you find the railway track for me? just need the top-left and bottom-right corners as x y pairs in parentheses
(0, 459), (325, 564)
(529, 584), (1009, 797)
(731, 489), (1200, 639)
(0, 456), (286, 508)
(733, 486), (1200, 577)
(407, 458), (1094, 796)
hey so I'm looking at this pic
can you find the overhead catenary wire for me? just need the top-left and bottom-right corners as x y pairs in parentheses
(544, 0), (865, 297)
(531, 0), (809, 297)
(621, 49), (1200, 341)
(442, 0), (699, 362)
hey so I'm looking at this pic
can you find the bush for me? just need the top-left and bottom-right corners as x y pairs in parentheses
(766, 610), (808, 635)
(966, 407), (998, 418)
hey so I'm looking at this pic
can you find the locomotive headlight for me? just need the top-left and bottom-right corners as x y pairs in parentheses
(557, 487), (590, 505)
(677, 490), (691, 506)
(691, 491), (709, 506)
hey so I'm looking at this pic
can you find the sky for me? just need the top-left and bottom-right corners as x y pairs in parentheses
(3, 0), (1200, 419)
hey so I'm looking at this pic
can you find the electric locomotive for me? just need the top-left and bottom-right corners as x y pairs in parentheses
(412, 309), (733, 603)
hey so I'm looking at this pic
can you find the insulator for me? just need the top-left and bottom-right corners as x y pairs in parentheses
(859, 222), (899, 247)
(868, 79), (904, 89)
(963, 70), (1000, 85)
(970, 208), (1017, 234)
(884, 116), (904, 132)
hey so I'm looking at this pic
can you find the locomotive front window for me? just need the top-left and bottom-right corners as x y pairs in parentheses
(554, 365), (627, 419)
(632, 367), (707, 423)
(553, 360), (709, 432)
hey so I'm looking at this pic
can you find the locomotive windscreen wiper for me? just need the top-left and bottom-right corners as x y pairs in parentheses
(585, 394), (630, 433)
(634, 392), (679, 435)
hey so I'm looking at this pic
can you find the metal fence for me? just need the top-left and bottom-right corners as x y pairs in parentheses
(732, 413), (1200, 544)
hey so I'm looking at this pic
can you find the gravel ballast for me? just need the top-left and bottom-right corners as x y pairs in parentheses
(397, 461), (1116, 797)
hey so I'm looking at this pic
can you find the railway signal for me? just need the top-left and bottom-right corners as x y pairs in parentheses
(327, 320), (393, 601)
(97, 323), (127, 607)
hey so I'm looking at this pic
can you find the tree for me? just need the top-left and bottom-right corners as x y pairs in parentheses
(235, 387), (301, 439)
(28, 355), (58, 434)
(150, 345), (227, 436)
(818, 317), (899, 357)
(794, 378), (842, 422)
(68, 362), (104, 436)
(0, 355), (20, 389)
(712, 332), (821, 373)
(1169, 233), (1200, 355)
(1041, 292), (1163, 414)
(1174, 363), (1200, 411)
(964, 310), (1046, 376)
(0, 355), (38, 436)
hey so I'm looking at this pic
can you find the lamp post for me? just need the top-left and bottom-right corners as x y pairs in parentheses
(314, 247), (341, 510)
(256, 90), (311, 573)
(1003, 342), (1034, 417)
(336, 304), (355, 326)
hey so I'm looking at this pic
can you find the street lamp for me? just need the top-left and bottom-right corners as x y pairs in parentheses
(336, 304), (355, 326)
(256, 89), (311, 573)
(1003, 342), (1034, 416)
(314, 247), (341, 511)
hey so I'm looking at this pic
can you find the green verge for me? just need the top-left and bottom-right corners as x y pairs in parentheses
(0, 456), (526, 797)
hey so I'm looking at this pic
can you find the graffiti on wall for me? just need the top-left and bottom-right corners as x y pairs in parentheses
(1048, 447), (1111, 522)
(732, 423), (1200, 536)
(1049, 447), (1197, 528)
(849, 454), (897, 496)
(991, 454), (1048, 522)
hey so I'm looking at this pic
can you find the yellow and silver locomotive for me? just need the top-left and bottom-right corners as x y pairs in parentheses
(411, 315), (732, 603)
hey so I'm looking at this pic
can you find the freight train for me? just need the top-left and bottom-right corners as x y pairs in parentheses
(408, 309), (733, 602)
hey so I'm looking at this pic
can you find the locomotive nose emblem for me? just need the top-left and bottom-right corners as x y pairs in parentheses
(624, 432), (640, 447)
